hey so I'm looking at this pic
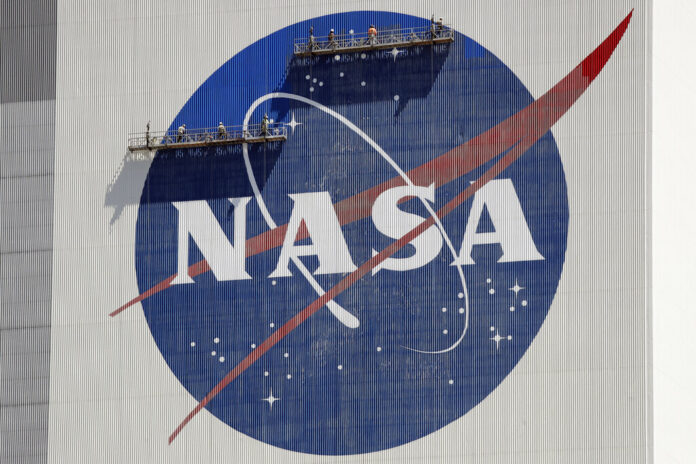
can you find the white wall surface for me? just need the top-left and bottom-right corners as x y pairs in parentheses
(47, 1), (650, 462)
(653, 1), (696, 463)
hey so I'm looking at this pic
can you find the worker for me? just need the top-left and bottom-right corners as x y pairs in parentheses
(177, 123), (186, 142)
(218, 121), (227, 139)
(308, 26), (315, 50)
(261, 114), (269, 136)
(430, 15), (436, 38)
(368, 24), (377, 44)
(146, 120), (151, 148)
(437, 17), (444, 32)
(328, 28), (336, 47)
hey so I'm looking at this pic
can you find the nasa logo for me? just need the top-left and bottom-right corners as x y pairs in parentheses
(114, 10), (632, 455)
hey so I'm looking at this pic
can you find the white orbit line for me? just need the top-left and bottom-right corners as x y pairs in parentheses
(242, 101), (359, 329)
(242, 92), (469, 354)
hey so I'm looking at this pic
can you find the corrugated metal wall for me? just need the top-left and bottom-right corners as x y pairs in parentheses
(1, 1), (57, 462)
(1, 1), (650, 462)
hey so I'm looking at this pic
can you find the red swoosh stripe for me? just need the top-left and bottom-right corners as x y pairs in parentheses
(167, 10), (634, 443)
(110, 10), (630, 318)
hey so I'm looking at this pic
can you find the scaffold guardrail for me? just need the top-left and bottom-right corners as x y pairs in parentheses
(293, 24), (454, 56)
(127, 123), (287, 152)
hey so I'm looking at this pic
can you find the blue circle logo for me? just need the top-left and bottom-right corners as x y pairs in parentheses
(135, 11), (568, 455)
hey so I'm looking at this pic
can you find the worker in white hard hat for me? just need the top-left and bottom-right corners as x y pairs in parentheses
(218, 121), (227, 139)
(328, 28), (336, 47)
(437, 17), (444, 32)
(261, 114), (269, 136)
(177, 123), (186, 142)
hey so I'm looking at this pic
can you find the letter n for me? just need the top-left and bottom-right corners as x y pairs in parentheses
(171, 198), (252, 284)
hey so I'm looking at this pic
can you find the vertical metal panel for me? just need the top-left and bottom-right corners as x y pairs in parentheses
(0, 2), (57, 461)
(0, 0), (57, 103)
(1, 99), (56, 460)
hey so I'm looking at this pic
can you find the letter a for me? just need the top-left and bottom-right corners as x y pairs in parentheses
(270, 192), (357, 278)
(452, 179), (544, 265)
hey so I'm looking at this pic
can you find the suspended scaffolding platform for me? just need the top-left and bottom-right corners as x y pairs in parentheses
(293, 24), (454, 57)
(127, 123), (288, 152)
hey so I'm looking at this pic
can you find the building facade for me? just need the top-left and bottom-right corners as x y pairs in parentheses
(1, 1), (651, 462)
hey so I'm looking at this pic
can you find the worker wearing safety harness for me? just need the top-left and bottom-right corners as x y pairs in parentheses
(308, 26), (315, 50)
(368, 24), (377, 44)
(260, 114), (269, 136)
(177, 124), (186, 142)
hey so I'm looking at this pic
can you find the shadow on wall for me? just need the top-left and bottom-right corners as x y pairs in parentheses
(104, 142), (283, 225)
(104, 42), (451, 223)
(272, 42), (452, 119)
(104, 151), (153, 225)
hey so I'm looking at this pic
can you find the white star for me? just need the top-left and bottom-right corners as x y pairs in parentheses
(390, 47), (403, 61)
(285, 112), (302, 134)
(490, 329), (513, 351)
(509, 279), (525, 298)
(262, 389), (280, 410)
(490, 330), (504, 350)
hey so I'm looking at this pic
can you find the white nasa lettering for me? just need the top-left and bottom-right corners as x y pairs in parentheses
(371, 184), (443, 274)
(451, 179), (544, 266)
(171, 197), (253, 285)
(170, 183), (543, 283)
(269, 191), (358, 278)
